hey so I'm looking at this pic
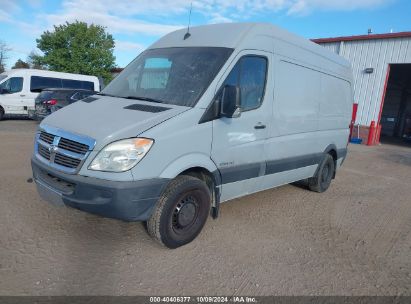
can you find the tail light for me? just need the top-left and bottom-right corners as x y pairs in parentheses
(44, 99), (57, 105)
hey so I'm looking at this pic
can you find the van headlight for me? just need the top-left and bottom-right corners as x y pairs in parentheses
(89, 138), (154, 172)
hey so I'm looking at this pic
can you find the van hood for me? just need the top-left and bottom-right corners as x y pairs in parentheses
(40, 95), (190, 150)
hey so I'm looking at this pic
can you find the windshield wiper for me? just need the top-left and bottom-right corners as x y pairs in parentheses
(97, 93), (165, 104)
(124, 96), (164, 104)
(96, 93), (119, 98)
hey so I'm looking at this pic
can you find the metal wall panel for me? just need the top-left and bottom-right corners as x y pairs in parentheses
(320, 42), (340, 54)
(318, 37), (411, 126)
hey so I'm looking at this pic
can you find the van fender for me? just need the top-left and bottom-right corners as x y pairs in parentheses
(323, 144), (337, 156)
(159, 153), (219, 180)
(159, 153), (222, 218)
(320, 144), (338, 178)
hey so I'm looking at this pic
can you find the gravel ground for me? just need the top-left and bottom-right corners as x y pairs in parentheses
(0, 119), (410, 296)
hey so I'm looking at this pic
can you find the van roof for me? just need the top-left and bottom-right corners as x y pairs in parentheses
(40, 88), (96, 92)
(3, 69), (99, 81)
(149, 22), (350, 68)
(150, 23), (255, 49)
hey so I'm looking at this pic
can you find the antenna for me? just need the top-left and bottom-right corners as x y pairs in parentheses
(184, 2), (192, 40)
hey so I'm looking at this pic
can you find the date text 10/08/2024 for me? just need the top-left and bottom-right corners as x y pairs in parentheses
(149, 297), (257, 303)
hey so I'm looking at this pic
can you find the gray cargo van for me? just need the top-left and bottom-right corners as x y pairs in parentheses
(31, 23), (353, 248)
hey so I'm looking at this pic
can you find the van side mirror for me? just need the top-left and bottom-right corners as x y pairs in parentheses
(221, 85), (241, 118)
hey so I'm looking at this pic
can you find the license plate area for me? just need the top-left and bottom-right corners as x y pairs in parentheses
(35, 179), (65, 207)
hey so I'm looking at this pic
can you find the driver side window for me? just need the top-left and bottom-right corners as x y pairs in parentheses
(0, 77), (23, 94)
(222, 56), (267, 111)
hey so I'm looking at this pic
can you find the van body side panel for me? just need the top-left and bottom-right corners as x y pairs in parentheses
(254, 45), (351, 193)
(258, 56), (322, 191)
(319, 74), (352, 130)
(319, 74), (352, 168)
(271, 35), (352, 82)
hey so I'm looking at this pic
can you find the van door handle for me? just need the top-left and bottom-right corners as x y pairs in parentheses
(20, 94), (26, 97)
(254, 123), (266, 129)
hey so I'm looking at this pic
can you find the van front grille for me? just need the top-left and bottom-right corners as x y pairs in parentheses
(54, 153), (82, 168)
(35, 128), (95, 174)
(38, 144), (51, 160)
(39, 131), (55, 144)
(58, 138), (89, 155)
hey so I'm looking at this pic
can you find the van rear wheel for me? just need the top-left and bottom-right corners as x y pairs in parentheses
(308, 154), (335, 193)
(147, 175), (211, 249)
(0, 107), (4, 121)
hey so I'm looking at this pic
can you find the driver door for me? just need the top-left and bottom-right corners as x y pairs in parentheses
(211, 51), (273, 202)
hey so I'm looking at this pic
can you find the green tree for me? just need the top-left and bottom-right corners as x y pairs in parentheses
(35, 21), (116, 82)
(12, 59), (30, 69)
(27, 51), (46, 70)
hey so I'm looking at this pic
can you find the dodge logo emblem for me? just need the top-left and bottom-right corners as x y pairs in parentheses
(48, 145), (58, 153)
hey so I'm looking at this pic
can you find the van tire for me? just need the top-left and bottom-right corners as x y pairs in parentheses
(147, 175), (211, 249)
(308, 154), (335, 193)
(0, 107), (4, 121)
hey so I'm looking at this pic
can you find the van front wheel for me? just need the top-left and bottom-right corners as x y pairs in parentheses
(147, 175), (211, 249)
(308, 154), (335, 193)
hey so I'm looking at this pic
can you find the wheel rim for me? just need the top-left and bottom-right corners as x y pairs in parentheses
(172, 194), (199, 234)
(321, 161), (332, 185)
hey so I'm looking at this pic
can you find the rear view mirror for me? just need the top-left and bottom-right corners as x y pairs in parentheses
(221, 85), (241, 118)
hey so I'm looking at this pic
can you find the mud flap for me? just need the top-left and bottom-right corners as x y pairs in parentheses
(211, 186), (221, 219)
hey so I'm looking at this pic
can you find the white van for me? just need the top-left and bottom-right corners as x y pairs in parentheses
(0, 69), (99, 120)
(31, 23), (353, 248)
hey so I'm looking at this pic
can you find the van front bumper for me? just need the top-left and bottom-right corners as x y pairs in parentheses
(31, 157), (169, 221)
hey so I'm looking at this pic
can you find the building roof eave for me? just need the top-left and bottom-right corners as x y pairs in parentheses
(311, 31), (411, 44)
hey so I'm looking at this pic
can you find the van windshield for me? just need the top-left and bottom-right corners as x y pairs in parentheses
(102, 47), (233, 107)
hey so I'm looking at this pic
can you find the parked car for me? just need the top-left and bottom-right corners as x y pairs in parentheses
(31, 23), (354, 249)
(33, 88), (97, 120)
(0, 69), (100, 120)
